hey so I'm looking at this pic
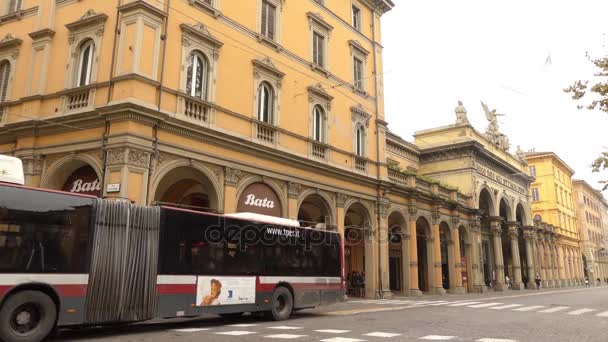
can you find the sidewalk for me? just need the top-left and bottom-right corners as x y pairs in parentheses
(313, 285), (597, 315)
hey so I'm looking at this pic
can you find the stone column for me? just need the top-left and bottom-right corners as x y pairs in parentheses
(470, 222), (487, 293)
(432, 213), (446, 295)
(378, 198), (392, 299)
(537, 236), (548, 288)
(364, 226), (378, 299)
(224, 167), (242, 213)
(401, 229), (411, 296)
(490, 218), (507, 291)
(450, 223), (466, 294)
(550, 239), (560, 288)
(523, 227), (536, 289)
(507, 222), (524, 290)
(287, 182), (301, 220)
(557, 244), (566, 287)
(543, 237), (555, 288)
(408, 207), (422, 296)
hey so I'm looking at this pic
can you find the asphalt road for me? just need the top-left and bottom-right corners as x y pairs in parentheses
(51, 286), (608, 342)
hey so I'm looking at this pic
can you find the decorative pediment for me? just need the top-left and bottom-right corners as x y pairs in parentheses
(351, 104), (371, 127)
(0, 34), (23, 51)
(306, 12), (333, 31)
(252, 57), (285, 79)
(65, 9), (108, 32)
(348, 39), (369, 56)
(180, 23), (223, 49)
(307, 83), (333, 102)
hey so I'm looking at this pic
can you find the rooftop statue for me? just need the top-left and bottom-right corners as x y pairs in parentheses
(455, 100), (470, 125)
(481, 101), (510, 152)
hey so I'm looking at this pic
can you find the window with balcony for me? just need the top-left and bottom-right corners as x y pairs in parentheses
(260, 0), (277, 41)
(313, 32), (325, 68)
(352, 5), (361, 30)
(76, 40), (94, 87)
(355, 125), (365, 157)
(353, 56), (363, 90)
(186, 51), (209, 99)
(257, 81), (274, 124)
(7, 0), (21, 14)
(0, 60), (9, 103)
(312, 105), (324, 142)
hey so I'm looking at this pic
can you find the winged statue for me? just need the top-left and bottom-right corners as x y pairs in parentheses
(480, 101), (510, 152)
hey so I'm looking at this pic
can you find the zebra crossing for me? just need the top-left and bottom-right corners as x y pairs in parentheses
(346, 298), (608, 318)
(173, 324), (517, 341)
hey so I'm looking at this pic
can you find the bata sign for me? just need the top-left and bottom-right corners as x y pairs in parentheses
(62, 165), (102, 197)
(237, 182), (281, 217)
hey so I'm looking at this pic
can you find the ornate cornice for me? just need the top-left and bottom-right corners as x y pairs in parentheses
(351, 105), (371, 127)
(287, 181), (302, 199)
(0, 34), (23, 51)
(348, 39), (370, 56)
(28, 28), (55, 41)
(306, 12), (334, 31)
(180, 23), (223, 49)
(117, 1), (167, 18)
(65, 10), (108, 32)
(307, 83), (334, 104)
(252, 57), (285, 80)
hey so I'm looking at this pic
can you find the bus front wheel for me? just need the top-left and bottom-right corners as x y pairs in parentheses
(266, 287), (293, 321)
(0, 290), (57, 342)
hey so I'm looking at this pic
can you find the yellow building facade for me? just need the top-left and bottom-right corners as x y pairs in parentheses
(0, 0), (582, 298)
(573, 180), (608, 282)
(0, 0), (487, 299)
(525, 152), (584, 286)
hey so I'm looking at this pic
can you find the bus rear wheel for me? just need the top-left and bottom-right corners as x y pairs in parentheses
(266, 287), (293, 321)
(0, 290), (57, 342)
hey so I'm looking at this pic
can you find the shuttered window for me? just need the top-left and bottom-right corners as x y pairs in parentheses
(0, 61), (10, 103)
(8, 0), (21, 13)
(313, 32), (325, 68)
(353, 57), (363, 89)
(352, 5), (361, 30)
(261, 0), (276, 41)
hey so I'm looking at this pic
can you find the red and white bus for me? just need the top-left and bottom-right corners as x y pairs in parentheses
(0, 156), (345, 342)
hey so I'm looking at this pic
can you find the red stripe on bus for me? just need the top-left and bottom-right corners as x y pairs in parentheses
(55, 285), (87, 297)
(257, 283), (341, 292)
(0, 285), (11, 298)
(157, 284), (197, 295)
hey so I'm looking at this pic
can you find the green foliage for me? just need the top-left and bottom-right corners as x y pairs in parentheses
(592, 151), (608, 191)
(564, 56), (608, 189)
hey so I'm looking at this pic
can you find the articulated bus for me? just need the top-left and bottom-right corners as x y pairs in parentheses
(0, 156), (344, 342)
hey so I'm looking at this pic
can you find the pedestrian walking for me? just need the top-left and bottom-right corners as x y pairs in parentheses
(505, 275), (511, 289)
(535, 273), (541, 290)
(585, 277), (590, 287)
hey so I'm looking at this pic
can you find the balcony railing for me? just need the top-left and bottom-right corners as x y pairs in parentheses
(65, 88), (91, 112)
(256, 122), (276, 143)
(177, 94), (211, 125)
(388, 168), (408, 185)
(311, 142), (326, 159)
(354, 157), (367, 172)
(184, 98), (209, 122)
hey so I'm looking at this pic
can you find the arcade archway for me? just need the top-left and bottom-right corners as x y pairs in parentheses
(388, 211), (408, 293)
(344, 202), (372, 297)
(154, 166), (219, 212)
(416, 217), (433, 292)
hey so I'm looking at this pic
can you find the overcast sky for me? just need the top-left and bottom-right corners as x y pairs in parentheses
(382, 0), (608, 194)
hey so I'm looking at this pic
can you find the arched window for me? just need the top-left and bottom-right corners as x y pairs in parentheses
(0, 60), (10, 103)
(76, 40), (94, 87)
(312, 105), (324, 142)
(355, 125), (364, 156)
(186, 51), (209, 99)
(257, 81), (274, 123)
